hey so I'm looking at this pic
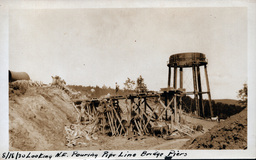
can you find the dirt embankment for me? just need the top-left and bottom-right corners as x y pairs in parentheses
(182, 107), (247, 149)
(9, 86), (77, 151)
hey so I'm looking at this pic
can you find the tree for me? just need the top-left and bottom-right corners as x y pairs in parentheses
(124, 77), (135, 90)
(102, 84), (108, 90)
(135, 75), (147, 93)
(237, 83), (247, 107)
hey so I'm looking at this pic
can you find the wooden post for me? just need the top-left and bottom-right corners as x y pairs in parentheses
(109, 100), (116, 135)
(173, 66), (177, 89)
(174, 94), (177, 123)
(168, 64), (171, 87)
(144, 97), (147, 115)
(197, 65), (204, 118)
(190, 98), (192, 115)
(204, 64), (213, 117)
(107, 112), (114, 136)
(113, 107), (126, 134)
(180, 67), (183, 89)
(102, 116), (106, 134)
(144, 97), (147, 126)
(137, 98), (141, 115)
(179, 96), (182, 123)
(165, 92), (168, 120)
(129, 98), (135, 136)
(109, 111), (116, 135)
(192, 65), (199, 116)
(87, 104), (90, 116)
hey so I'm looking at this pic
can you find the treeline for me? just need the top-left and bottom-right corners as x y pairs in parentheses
(182, 96), (245, 119)
(67, 85), (137, 98)
(68, 75), (148, 98)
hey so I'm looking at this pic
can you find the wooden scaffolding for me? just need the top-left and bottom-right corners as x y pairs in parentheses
(73, 88), (193, 137)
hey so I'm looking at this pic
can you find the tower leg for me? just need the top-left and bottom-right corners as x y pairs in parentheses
(192, 65), (199, 116)
(197, 65), (204, 118)
(204, 64), (213, 117)
(168, 65), (171, 87)
(179, 67), (183, 122)
(180, 67), (183, 89)
(173, 66), (177, 89)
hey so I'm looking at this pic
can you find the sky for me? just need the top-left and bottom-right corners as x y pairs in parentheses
(9, 8), (247, 100)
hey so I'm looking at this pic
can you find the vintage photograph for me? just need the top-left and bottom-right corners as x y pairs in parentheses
(8, 7), (248, 152)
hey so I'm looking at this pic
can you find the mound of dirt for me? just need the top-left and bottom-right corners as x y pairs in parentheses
(182, 107), (247, 149)
(9, 85), (77, 151)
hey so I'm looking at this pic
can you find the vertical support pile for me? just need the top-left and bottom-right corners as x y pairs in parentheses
(204, 64), (213, 117)
(192, 64), (199, 116)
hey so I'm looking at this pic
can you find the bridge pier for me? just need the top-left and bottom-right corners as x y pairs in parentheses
(73, 89), (185, 137)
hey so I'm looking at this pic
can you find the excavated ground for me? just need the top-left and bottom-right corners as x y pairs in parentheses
(9, 86), (77, 151)
(181, 107), (247, 149)
(9, 85), (246, 151)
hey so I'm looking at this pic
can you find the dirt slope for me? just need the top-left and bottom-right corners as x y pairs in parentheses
(182, 108), (247, 149)
(9, 86), (77, 151)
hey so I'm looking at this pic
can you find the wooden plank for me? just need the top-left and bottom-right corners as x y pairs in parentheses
(87, 104), (90, 115)
(134, 120), (142, 136)
(112, 107), (126, 134)
(172, 125), (192, 137)
(134, 99), (141, 112)
(158, 98), (174, 120)
(107, 112), (114, 136)
(144, 103), (160, 129)
(145, 101), (158, 119)
(116, 124), (121, 136)
(179, 96), (182, 123)
(102, 116), (106, 134)
(110, 111), (116, 135)
(174, 94), (177, 123)
(138, 120), (146, 134)
(145, 101), (153, 111)
(108, 111), (115, 135)
(144, 97), (146, 114)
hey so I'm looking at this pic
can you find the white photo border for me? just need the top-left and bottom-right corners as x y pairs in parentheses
(0, 0), (255, 159)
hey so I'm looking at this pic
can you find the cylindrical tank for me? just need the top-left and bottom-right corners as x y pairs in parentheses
(168, 52), (207, 67)
(9, 70), (30, 82)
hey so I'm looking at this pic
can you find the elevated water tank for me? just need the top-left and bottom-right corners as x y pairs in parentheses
(167, 52), (212, 118)
(168, 52), (207, 67)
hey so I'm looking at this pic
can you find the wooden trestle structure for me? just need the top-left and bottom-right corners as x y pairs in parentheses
(71, 52), (213, 138)
(73, 88), (193, 137)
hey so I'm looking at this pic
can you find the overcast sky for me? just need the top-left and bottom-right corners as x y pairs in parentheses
(9, 8), (247, 100)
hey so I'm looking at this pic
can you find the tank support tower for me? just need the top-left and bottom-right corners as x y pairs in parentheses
(167, 52), (213, 118)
